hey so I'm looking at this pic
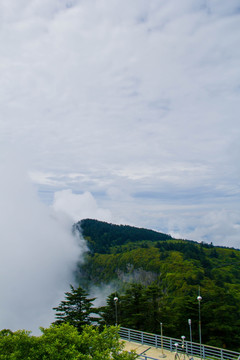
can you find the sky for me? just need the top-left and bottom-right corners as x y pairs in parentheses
(1, 0), (240, 252)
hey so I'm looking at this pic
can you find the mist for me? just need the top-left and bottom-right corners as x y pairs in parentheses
(0, 152), (85, 333)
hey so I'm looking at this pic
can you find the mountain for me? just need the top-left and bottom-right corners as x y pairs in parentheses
(74, 218), (172, 253)
(73, 218), (240, 351)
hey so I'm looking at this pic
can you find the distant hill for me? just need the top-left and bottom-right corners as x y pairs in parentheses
(74, 218), (172, 254)
(73, 218), (240, 351)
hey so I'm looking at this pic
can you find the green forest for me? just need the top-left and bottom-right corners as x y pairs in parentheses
(73, 219), (240, 351)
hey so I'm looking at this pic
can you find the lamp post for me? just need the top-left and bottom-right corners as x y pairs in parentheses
(159, 322), (167, 358)
(197, 291), (202, 359)
(114, 296), (118, 326)
(181, 336), (186, 360)
(188, 319), (193, 359)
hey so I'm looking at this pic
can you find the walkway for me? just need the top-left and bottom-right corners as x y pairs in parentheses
(123, 340), (191, 360)
(119, 327), (240, 360)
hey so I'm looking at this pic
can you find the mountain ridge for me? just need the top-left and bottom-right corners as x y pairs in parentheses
(73, 218), (240, 350)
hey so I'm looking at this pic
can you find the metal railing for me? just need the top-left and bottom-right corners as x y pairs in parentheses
(137, 356), (159, 360)
(119, 327), (240, 360)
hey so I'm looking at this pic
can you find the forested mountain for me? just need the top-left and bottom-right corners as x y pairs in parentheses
(74, 218), (172, 254)
(73, 219), (240, 351)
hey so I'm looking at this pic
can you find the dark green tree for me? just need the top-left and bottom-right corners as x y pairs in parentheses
(142, 284), (162, 333)
(53, 285), (99, 332)
(120, 283), (146, 331)
(200, 285), (240, 349)
(99, 293), (121, 326)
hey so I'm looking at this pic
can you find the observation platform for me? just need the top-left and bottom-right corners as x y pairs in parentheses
(123, 340), (174, 359)
(120, 327), (240, 360)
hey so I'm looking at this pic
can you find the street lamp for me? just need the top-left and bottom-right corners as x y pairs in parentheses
(197, 295), (202, 345)
(188, 319), (193, 360)
(159, 322), (167, 358)
(114, 296), (118, 326)
(181, 336), (185, 356)
(197, 292), (202, 359)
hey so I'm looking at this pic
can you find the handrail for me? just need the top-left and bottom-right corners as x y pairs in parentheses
(119, 327), (240, 360)
(138, 356), (160, 360)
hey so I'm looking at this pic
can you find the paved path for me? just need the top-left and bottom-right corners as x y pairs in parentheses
(123, 340), (174, 359)
(123, 340), (197, 360)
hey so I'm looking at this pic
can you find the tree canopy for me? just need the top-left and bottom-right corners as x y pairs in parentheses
(74, 218), (172, 254)
(53, 285), (99, 332)
(0, 324), (137, 360)
(99, 280), (240, 350)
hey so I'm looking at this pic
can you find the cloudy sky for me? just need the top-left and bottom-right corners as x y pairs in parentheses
(1, 0), (240, 248)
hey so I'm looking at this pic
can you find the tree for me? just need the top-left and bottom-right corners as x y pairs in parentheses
(53, 285), (99, 332)
(142, 284), (162, 333)
(100, 283), (162, 333)
(0, 324), (137, 360)
(0, 329), (39, 360)
(39, 323), (82, 360)
(77, 325), (137, 360)
(99, 293), (121, 326)
(120, 283), (146, 331)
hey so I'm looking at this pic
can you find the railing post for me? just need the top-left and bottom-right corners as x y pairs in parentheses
(120, 328), (240, 360)
(202, 345), (205, 359)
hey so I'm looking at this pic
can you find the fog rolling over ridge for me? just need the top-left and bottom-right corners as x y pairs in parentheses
(0, 154), (85, 333)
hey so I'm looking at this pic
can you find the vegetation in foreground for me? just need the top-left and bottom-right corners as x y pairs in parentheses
(0, 323), (136, 360)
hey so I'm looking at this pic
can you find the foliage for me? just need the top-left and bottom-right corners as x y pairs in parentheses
(74, 219), (240, 351)
(74, 218), (172, 254)
(100, 281), (240, 350)
(0, 324), (137, 360)
(76, 325), (136, 360)
(53, 285), (99, 332)
(0, 329), (39, 360)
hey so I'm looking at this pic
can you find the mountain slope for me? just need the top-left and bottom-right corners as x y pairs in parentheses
(73, 218), (240, 350)
(74, 218), (172, 254)
(74, 218), (240, 287)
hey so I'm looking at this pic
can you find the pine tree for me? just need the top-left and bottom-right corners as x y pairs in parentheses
(99, 293), (121, 326)
(53, 285), (99, 332)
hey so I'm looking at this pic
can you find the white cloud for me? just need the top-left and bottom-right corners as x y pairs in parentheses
(0, 151), (85, 333)
(0, 0), (240, 248)
(168, 208), (240, 249)
(52, 189), (112, 223)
